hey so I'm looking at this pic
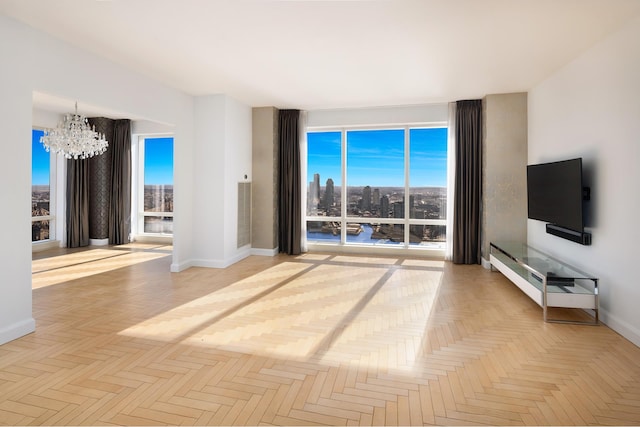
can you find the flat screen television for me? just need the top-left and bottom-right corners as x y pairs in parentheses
(527, 158), (585, 233)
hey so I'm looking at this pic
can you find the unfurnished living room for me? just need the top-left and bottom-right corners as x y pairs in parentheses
(1, 0), (640, 426)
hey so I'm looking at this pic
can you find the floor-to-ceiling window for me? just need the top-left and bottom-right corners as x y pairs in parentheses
(306, 126), (447, 251)
(135, 136), (174, 237)
(31, 128), (56, 243)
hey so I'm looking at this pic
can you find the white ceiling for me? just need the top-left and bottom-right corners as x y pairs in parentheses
(3, 0), (640, 110)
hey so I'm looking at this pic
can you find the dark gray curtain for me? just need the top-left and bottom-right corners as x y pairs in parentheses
(66, 159), (90, 248)
(453, 99), (483, 264)
(109, 119), (132, 245)
(278, 110), (301, 255)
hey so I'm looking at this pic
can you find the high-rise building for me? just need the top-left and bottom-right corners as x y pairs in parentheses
(393, 201), (404, 219)
(323, 178), (334, 211)
(313, 173), (320, 206)
(380, 195), (390, 218)
(309, 173), (321, 212)
(362, 185), (372, 213)
(410, 209), (425, 242)
(372, 188), (380, 209)
(308, 180), (318, 212)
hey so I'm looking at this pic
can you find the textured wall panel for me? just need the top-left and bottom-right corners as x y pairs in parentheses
(237, 182), (251, 248)
(481, 93), (528, 261)
(251, 107), (279, 250)
(88, 117), (114, 240)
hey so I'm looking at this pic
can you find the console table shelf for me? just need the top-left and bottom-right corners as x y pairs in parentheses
(489, 241), (599, 324)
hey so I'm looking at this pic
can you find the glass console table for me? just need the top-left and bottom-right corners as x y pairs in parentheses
(490, 241), (599, 325)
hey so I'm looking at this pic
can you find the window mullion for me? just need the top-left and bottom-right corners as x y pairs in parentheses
(137, 136), (145, 236)
(341, 129), (347, 244)
(404, 126), (410, 248)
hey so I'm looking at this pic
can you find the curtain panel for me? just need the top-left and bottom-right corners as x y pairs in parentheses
(109, 119), (132, 245)
(453, 99), (483, 264)
(278, 109), (302, 255)
(66, 159), (90, 248)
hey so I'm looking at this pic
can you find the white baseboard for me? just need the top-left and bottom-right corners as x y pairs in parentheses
(0, 318), (36, 345)
(481, 257), (492, 270)
(598, 308), (640, 348)
(250, 247), (279, 257)
(190, 259), (229, 269)
(177, 249), (253, 271)
(170, 260), (192, 273)
(89, 238), (109, 246)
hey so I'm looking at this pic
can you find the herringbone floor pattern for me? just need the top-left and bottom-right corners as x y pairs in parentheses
(0, 244), (638, 425)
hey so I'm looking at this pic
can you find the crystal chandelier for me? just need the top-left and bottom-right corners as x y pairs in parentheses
(40, 102), (108, 159)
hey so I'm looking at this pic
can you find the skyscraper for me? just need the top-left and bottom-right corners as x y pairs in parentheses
(313, 173), (320, 203)
(309, 173), (321, 212)
(362, 185), (372, 213)
(380, 195), (390, 218)
(393, 201), (404, 219)
(323, 178), (334, 211)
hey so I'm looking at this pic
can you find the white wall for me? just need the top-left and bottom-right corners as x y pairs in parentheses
(0, 19), (35, 343)
(528, 16), (640, 346)
(224, 97), (253, 261)
(0, 15), (195, 344)
(190, 95), (227, 269)
(188, 94), (252, 270)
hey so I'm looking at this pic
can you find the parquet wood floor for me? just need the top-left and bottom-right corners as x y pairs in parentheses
(0, 244), (638, 425)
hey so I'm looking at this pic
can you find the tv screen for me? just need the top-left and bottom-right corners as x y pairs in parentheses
(527, 158), (584, 233)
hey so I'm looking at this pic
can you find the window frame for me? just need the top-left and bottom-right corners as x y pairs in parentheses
(31, 127), (57, 245)
(133, 134), (174, 239)
(305, 123), (448, 252)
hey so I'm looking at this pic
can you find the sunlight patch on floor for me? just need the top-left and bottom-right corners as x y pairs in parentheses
(119, 257), (442, 372)
(32, 248), (119, 274)
(316, 268), (442, 372)
(32, 250), (170, 289)
(183, 263), (389, 359)
(120, 262), (314, 340)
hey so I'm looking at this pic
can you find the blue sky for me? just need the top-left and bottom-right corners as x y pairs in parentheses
(32, 129), (49, 186)
(307, 128), (447, 187)
(32, 131), (174, 186)
(144, 137), (174, 185)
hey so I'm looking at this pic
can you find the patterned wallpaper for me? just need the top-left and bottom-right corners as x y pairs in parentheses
(88, 117), (114, 240)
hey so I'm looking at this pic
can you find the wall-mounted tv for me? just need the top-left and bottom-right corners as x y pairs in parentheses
(527, 158), (591, 245)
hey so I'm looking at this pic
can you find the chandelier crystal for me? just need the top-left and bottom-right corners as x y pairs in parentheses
(40, 102), (109, 160)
